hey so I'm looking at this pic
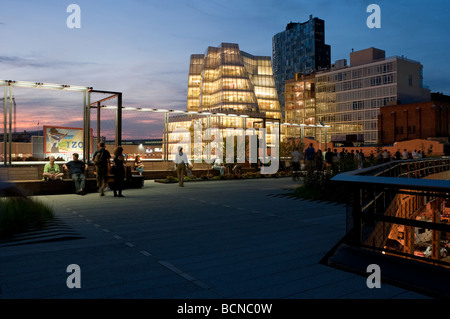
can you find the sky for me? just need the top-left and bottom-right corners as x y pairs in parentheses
(1, 0), (450, 140)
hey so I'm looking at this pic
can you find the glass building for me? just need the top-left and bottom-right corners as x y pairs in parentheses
(272, 16), (331, 113)
(284, 73), (317, 139)
(187, 43), (282, 120)
(169, 43), (282, 160)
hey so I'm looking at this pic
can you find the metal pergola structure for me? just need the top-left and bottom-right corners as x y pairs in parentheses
(1, 79), (330, 165)
(282, 122), (331, 150)
(1, 79), (122, 166)
(98, 106), (282, 161)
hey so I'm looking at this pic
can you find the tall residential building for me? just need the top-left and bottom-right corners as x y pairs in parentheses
(284, 73), (317, 138)
(313, 47), (431, 145)
(272, 15), (331, 113)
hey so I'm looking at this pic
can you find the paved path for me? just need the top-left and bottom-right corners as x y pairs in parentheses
(0, 178), (428, 299)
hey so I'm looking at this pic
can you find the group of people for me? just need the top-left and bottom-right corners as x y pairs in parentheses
(291, 143), (326, 176)
(42, 142), (133, 197)
(291, 144), (428, 178)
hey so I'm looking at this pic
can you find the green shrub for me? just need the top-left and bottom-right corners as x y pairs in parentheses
(0, 198), (54, 238)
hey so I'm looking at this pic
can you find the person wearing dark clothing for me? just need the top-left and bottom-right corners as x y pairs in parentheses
(291, 148), (302, 181)
(325, 148), (334, 168)
(304, 143), (315, 162)
(63, 153), (88, 195)
(315, 149), (324, 171)
(395, 149), (402, 160)
(92, 142), (111, 196)
(111, 146), (126, 197)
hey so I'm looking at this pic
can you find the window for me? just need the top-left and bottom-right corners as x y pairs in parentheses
(395, 127), (404, 135)
(408, 75), (413, 86)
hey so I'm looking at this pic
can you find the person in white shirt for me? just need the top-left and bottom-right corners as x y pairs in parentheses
(402, 149), (409, 160)
(212, 158), (225, 175)
(174, 146), (191, 187)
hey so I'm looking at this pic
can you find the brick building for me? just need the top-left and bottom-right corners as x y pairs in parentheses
(378, 93), (450, 144)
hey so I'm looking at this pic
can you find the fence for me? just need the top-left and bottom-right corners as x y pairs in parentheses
(331, 158), (450, 267)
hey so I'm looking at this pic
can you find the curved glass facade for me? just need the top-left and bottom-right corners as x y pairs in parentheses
(187, 43), (282, 120)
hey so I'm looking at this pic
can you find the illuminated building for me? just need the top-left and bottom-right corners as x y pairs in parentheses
(187, 43), (281, 119)
(272, 16), (331, 113)
(284, 73), (317, 139)
(304, 47), (430, 145)
(169, 43), (282, 159)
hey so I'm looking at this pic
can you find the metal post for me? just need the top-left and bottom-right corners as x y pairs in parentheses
(85, 90), (91, 163)
(324, 126), (328, 151)
(83, 91), (87, 162)
(3, 84), (8, 166)
(351, 187), (363, 246)
(431, 199), (442, 260)
(300, 125), (304, 146)
(8, 85), (12, 165)
(163, 112), (168, 161)
(116, 93), (122, 147)
(97, 102), (101, 145)
(319, 126), (322, 151)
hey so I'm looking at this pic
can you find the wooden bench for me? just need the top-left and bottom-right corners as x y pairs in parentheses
(5, 164), (144, 196)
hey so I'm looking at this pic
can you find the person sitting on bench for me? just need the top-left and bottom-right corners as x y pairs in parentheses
(63, 153), (88, 195)
(134, 155), (144, 176)
(212, 158), (225, 176)
(42, 155), (64, 181)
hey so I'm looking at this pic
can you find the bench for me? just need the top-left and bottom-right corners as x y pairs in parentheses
(4, 164), (144, 196)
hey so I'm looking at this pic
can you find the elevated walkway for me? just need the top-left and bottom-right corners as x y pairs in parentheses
(0, 162), (258, 195)
(322, 158), (450, 298)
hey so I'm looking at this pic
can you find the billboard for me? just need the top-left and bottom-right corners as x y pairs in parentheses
(44, 126), (93, 154)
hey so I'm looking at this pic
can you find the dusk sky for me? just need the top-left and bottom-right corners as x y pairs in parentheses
(1, 0), (450, 139)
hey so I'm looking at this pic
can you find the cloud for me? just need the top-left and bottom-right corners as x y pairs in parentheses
(0, 55), (98, 69)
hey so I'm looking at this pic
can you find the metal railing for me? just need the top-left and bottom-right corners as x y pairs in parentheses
(331, 157), (450, 267)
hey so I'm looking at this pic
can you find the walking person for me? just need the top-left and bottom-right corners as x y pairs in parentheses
(325, 148), (334, 170)
(92, 142), (111, 197)
(111, 146), (126, 197)
(174, 146), (191, 187)
(304, 143), (315, 169)
(63, 153), (88, 195)
(291, 147), (302, 181)
(315, 149), (324, 171)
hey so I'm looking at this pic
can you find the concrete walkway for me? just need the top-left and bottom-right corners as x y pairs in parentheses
(0, 177), (429, 299)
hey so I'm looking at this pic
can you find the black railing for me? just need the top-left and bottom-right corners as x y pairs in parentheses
(331, 158), (450, 267)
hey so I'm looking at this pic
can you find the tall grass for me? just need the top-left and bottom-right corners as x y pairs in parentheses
(0, 198), (54, 239)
